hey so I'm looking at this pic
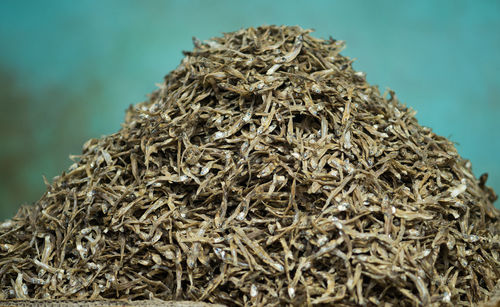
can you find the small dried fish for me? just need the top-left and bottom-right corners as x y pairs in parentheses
(0, 25), (498, 307)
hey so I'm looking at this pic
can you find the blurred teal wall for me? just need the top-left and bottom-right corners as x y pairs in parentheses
(0, 0), (499, 220)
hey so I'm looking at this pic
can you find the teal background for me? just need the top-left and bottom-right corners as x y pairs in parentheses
(0, 0), (499, 220)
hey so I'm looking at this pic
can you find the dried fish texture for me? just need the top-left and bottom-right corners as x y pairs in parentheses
(1, 25), (499, 306)
(0, 299), (224, 307)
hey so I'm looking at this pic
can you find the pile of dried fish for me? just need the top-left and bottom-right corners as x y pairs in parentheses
(0, 25), (499, 306)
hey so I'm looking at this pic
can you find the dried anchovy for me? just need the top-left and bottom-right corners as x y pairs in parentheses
(0, 300), (223, 306)
(0, 25), (499, 306)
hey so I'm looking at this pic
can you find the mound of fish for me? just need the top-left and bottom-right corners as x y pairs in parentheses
(0, 25), (499, 306)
